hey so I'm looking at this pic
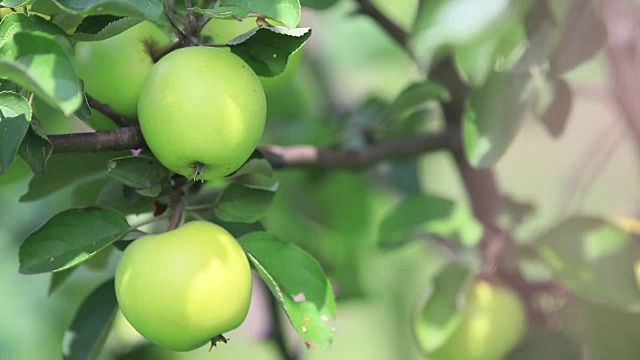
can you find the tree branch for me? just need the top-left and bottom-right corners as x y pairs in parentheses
(48, 127), (458, 169)
(602, 0), (640, 157)
(353, 0), (415, 58)
(86, 95), (135, 127)
(48, 127), (146, 152)
(261, 130), (458, 169)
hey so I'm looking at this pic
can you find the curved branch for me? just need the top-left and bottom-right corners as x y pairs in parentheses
(48, 127), (458, 169)
(353, 0), (415, 59)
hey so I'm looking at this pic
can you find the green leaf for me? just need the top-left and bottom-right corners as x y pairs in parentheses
(463, 70), (532, 168)
(53, 0), (165, 25)
(228, 157), (278, 190)
(539, 77), (573, 137)
(214, 183), (275, 223)
(229, 26), (311, 77)
(219, 0), (301, 28)
(135, 184), (161, 198)
(18, 119), (52, 178)
(549, 0), (606, 75)
(96, 180), (154, 215)
(378, 193), (482, 248)
(20, 151), (125, 201)
(74, 83), (92, 121)
(30, 0), (67, 16)
(513, 3), (558, 71)
(0, 10), (72, 48)
(0, 91), (31, 175)
(106, 155), (170, 190)
(1, 1), (31, 6)
(72, 15), (143, 41)
(533, 217), (640, 312)
(190, 6), (252, 20)
(0, 31), (82, 116)
(239, 232), (336, 348)
(70, 176), (110, 206)
(19, 207), (130, 274)
(388, 81), (450, 117)
(584, 301), (640, 360)
(300, 0), (339, 10)
(63, 279), (118, 360)
(454, 20), (526, 85)
(414, 262), (475, 352)
(411, 0), (530, 67)
(48, 266), (77, 296)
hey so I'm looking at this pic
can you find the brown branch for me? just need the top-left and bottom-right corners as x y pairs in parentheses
(432, 57), (573, 328)
(49, 127), (458, 169)
(432, 59), (501, 227)
(602, 0), (640, 158)
(48, 127), (146, 152)
(261, 130), (458, 169)
(353, 0), (415, 58)
(86, 95), (135, 127)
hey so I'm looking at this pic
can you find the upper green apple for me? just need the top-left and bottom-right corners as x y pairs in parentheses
(74, 21), (172, 124)
(115, 221), (253, 352)
(137, 46), (266, 180)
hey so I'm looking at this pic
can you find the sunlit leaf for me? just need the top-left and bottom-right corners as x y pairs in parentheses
(239, 232), (336, 347)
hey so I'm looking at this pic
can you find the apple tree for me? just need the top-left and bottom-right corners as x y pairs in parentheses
(0, 0), (639, 359)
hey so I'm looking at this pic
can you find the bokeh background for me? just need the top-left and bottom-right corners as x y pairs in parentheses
(1, 1), (639, 359)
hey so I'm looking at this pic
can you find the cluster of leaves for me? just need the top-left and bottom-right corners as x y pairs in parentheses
(342, 0), (637, 358)
(0, 0), (336, 358)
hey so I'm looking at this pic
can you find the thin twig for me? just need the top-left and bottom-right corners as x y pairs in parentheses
(166, 9), (190, 40)
(86, 95), (135, 127)
(353, 0), (415, 59)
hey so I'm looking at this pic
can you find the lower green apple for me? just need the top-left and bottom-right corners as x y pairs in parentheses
(115, 221), (253, 351)
(137, 46), (266, 180)
(417, 280), (527, 360)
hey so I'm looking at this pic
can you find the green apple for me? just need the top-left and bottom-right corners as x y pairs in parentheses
(419, 280), (527, 360)
(74, 21), (172, 126)
(137, 46), (266, 180)
(115, 221), (253, 352)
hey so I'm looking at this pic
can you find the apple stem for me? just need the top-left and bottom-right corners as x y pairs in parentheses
(192, 162), (205, 181)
